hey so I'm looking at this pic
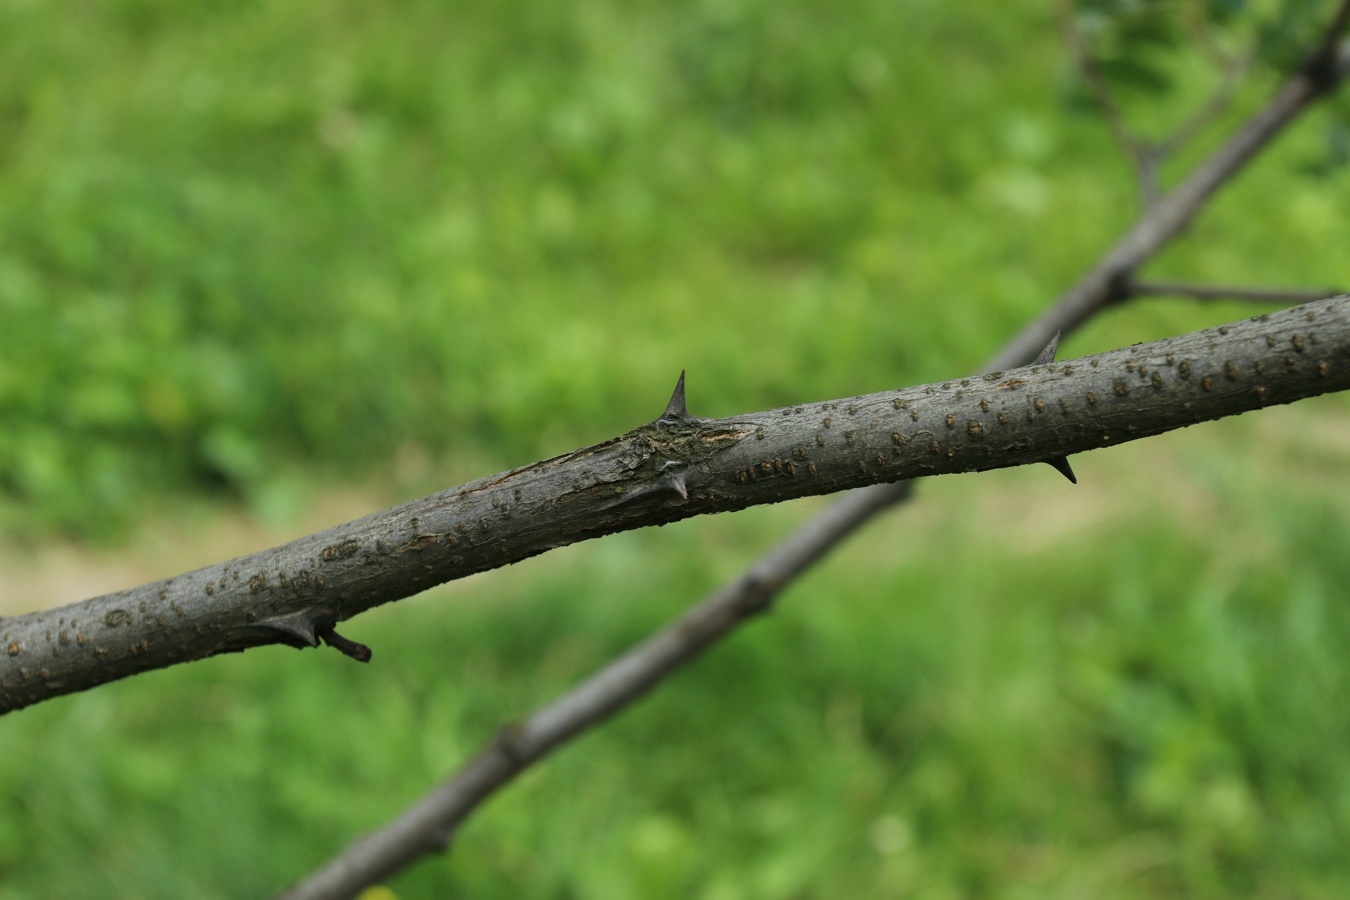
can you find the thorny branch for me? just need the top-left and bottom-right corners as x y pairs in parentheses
(7, 298), (1347, 718)
(275, 300), (1350, 900)
(278, 12), (1350, 898)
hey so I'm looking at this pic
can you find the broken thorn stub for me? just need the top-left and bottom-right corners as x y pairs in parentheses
(319, 627), (373, 663)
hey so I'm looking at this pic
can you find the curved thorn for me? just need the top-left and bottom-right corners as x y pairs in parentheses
(1044, 456), (1078, 484)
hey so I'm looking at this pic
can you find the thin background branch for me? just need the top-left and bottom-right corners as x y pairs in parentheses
(279, 9), (1350, 894)
(1155, 50), (1253, 160)
(1127, 279), (1338, 304)
(1059, 0), (1163, 205)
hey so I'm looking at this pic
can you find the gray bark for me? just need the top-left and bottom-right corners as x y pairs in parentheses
(3, 296), (1347, 716)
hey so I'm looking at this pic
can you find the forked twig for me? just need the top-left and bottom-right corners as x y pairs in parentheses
(1059, 0), (1162, 205)
(1155, 50), (1253, 160)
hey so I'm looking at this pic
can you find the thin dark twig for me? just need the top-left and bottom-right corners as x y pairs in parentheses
(1311, 0), (1350, 75)
(277, 479), (916, 900)
(1155, 51), (1253, 160)
(318, 629), (373, 663)
(1127, 280), (1340, 304)
(1059, 0), (1160, 205)
(998, 39), (1350, 370)
(1187, 5), (1241, 71)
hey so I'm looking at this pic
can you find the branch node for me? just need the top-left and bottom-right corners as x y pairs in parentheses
(1106, 271), (1136, 305)
(1302, 20), (1350, 90)
(318, 628), (373, 663)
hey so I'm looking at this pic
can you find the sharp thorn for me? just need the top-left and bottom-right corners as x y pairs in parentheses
(319, 628), (373, 663)
(1044, 456), (1077, 484)
(1033, 330), (1062, 366)
(661, 369), (690, 421)
(657, 460), (691, 500)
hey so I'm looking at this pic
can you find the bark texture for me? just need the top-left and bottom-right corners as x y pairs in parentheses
(3, 296), (1348, 715)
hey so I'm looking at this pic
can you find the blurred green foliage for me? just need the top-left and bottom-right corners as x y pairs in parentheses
(1073, 0), (1337, 94)
(1, 0), (1344, 538)
(1, 0), (1350, 897)
(4, 457), (1350, 899)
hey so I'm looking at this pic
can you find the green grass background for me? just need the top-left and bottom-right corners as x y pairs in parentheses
(2, 0), (1350, 897)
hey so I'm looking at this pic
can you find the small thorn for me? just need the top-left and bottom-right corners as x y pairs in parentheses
(319, 627), (373, 662)
(661, 369), (689, 421)
(1044, 456), (1077, 484)
(657, 460), (690, 500)
(1033, 330), (1062, 366)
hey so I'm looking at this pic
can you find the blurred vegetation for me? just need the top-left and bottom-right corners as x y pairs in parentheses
(2, 0), (1345, 539)
(1, 0), (1349, 897)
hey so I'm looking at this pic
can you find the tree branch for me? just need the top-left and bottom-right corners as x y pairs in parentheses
(1154, 50), (1252, 162)
(275, 295), (1350, 899)
(3, 298), (1348, 716)
(1310, 1), (1350, 84)
(276, 479), (915, 900)
(277, 15), (1350, 892)
(998, 30), (1350, 374)
(1127, 280), (1341, 304)
(1060, 1), (1162, 205)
